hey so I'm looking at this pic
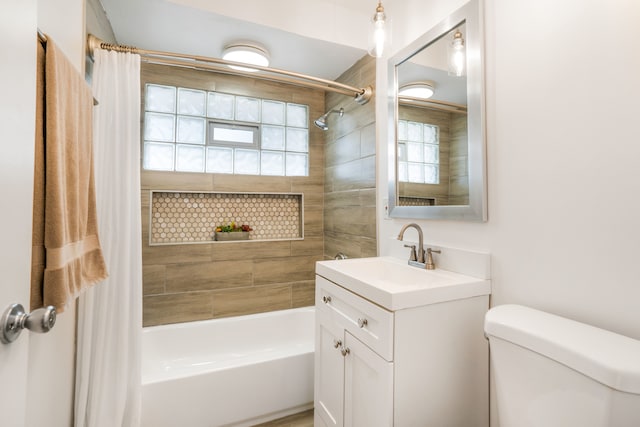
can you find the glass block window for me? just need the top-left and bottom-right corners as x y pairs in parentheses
(143, 84), (309, 176)
(397, 120), (439, 184)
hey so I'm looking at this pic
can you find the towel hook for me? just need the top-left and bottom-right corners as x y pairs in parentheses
(0, 303), (56, 344)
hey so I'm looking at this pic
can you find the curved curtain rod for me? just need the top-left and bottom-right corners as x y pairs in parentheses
(398, 95), (468, 115)
(87, 34), (373, 105)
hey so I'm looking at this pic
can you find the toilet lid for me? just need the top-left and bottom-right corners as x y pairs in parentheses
(484, 304), (640, 394)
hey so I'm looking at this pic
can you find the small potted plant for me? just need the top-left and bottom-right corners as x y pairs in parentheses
(214, 222), (253, 241)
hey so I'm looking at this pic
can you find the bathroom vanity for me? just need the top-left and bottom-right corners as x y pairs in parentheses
(314, 256), (490, 427)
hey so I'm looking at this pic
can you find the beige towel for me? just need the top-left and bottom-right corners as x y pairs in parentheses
(31, 36), (108, 313)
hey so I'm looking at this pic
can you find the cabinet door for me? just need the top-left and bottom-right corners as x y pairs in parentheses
(315, 311), (345, 427)
(344, 332), (394, 427)
(316, 276), (395, 361)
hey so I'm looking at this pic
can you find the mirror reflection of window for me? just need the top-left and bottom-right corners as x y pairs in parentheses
(397, 119), (439, 185)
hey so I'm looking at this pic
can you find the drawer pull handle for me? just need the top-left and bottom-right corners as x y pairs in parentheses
(341, 347), (351, 357)
(322, 296), (332, 304)
(333, 339), (342, 348)
(357, 318), (368, 328)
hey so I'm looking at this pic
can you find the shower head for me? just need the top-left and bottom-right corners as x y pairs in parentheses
(313, 108), (344, 131)
(314, 117), (329, 131)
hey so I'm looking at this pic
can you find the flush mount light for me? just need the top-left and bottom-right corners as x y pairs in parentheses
(222, 42), (270, 72)
(399, 81), (435, 99)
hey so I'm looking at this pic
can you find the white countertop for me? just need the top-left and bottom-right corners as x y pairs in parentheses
(316, 256), (491, 311)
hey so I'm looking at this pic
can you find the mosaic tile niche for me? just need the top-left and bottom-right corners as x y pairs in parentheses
(150, 191), (303, 245)
(399, 196), (436, 206)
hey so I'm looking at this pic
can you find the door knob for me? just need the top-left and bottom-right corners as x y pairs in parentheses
(1, 303), (56, 344)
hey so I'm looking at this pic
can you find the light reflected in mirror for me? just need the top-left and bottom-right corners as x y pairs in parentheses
(388, 0), (486, 221)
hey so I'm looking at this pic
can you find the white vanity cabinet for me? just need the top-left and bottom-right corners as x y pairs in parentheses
(314, 260), (490, 427)
(315, 277), (394, 427)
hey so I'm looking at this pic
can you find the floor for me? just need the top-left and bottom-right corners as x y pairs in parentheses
(252, 409), (314, 427)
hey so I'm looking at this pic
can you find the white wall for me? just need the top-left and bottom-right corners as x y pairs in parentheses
(25, 1), (87, 426)
(86, 0), (117, 44)
(378, 0), (640, 342)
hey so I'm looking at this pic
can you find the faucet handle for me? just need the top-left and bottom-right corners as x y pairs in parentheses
(403, 244), (418, 262)
(425, 248), (441, 270)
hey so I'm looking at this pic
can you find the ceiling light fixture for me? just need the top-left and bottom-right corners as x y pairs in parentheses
(448, 30), (465, 77)
(222, 42), (270, 73)
(368, 1), (390, 58)
(399, 81), (435, 99)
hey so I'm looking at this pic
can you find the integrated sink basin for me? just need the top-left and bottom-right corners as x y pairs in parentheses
(316, 256), (490, 310)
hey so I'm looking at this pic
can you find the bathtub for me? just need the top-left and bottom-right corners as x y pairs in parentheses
(141, 307), (315, 427)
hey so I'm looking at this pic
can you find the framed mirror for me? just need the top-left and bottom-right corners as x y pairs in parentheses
(387, 0), (486, 221)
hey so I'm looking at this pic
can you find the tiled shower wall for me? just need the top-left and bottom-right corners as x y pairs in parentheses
(449, 114), (469, 205)
(141, 63), (325, 326)
(324, 56), (377, 259)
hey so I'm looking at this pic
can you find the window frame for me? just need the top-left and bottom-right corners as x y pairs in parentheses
(208, 120), (260, 149)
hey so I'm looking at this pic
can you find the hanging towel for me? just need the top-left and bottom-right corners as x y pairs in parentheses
(31, 36), (108, 313)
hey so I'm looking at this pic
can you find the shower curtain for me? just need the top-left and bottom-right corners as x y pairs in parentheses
(74, 48), (142, 427)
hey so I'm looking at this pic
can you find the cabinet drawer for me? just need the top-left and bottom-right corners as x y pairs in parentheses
(316, 276), (394, 361)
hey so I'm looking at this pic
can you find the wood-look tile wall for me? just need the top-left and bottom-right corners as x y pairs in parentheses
(324, 56), (377, 260)
(449, 114), (469, 205)
(141, 64), (324, 326)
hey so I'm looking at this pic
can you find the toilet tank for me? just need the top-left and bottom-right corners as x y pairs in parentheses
(484, 304), (640, 427)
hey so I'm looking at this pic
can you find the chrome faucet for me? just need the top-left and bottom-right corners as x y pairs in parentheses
(397, 223), (425, 264)
(397, 223), (441, 269)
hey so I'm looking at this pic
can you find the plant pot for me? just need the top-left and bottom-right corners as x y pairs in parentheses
(215, 231), (250, 241)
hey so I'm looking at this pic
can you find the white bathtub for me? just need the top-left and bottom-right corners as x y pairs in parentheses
(141, 307), (315, 427)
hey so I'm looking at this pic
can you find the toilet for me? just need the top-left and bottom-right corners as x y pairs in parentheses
(484, 304), (640, 427)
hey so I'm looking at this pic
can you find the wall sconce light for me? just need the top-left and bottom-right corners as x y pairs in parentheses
(222, 42), (270, 72)
(399, 81), (435, 99)
(368, 1), (390, 58)
(448, 29), (465, 77)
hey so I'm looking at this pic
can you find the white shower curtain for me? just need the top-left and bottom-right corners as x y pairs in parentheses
(75, 49), (142, 427)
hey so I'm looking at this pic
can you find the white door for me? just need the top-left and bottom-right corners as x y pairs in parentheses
(315, 311), (346, 427)
(0, 1), (38, 426)
(344, 332), (394, 427)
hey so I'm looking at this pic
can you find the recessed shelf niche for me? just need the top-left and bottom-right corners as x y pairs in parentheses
(149, 191), (303, 245)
